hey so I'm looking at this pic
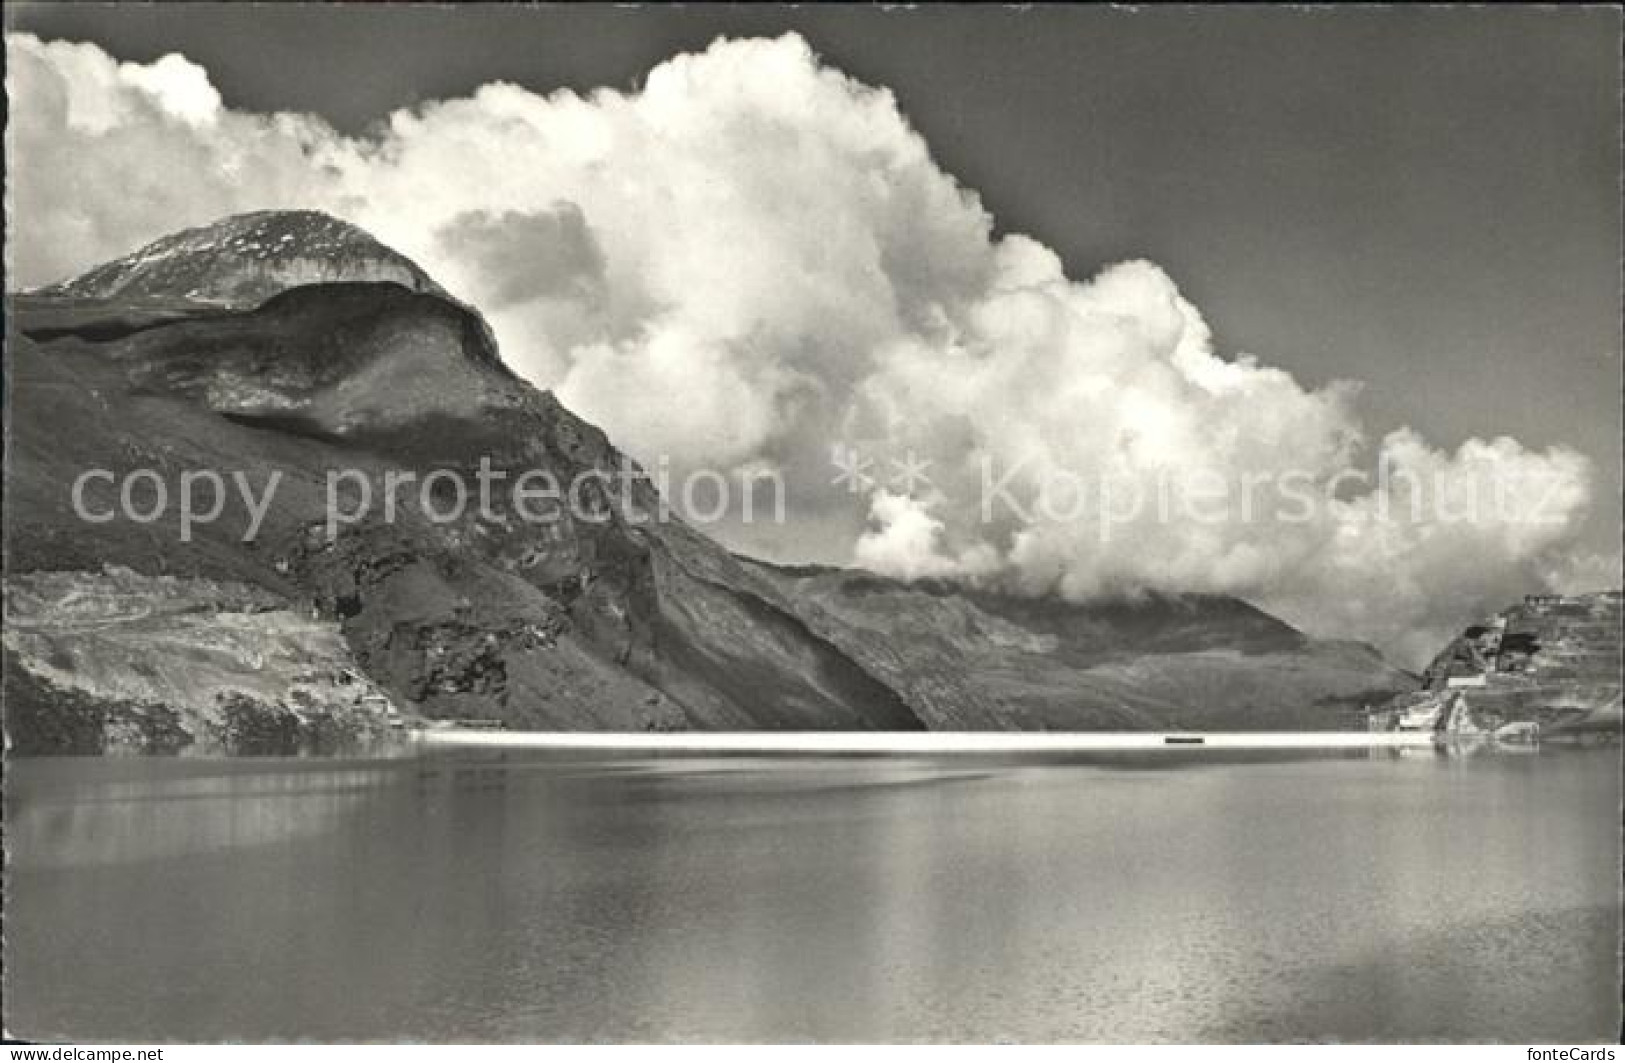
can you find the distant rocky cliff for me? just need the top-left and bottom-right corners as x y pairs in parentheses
(6, 210), (1419, 752)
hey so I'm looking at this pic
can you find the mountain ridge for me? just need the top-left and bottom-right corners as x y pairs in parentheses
(1374, 590), (1622, 735)
(5, 211), (1420, 750)
(34, 209), (445, 308)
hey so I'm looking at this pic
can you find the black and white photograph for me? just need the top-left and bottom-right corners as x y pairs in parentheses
(2, 3), (1621, 1049)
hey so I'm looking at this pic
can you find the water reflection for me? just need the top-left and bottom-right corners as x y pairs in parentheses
(5, 747), (1620, 1042)
(7, 761), (411, 869)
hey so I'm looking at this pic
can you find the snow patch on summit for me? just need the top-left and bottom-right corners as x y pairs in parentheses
(39, 210), (446, 309)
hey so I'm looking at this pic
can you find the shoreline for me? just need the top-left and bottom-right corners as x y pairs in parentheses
(413, 730), (1443, 753)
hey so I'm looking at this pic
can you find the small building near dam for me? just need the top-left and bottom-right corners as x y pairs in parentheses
(1372, 591), (1622, 735)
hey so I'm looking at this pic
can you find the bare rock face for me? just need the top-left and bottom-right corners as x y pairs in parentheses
(34, 210), (444, 309)
(87, 281), (522, 437)
(1384, 592), (1624, 734)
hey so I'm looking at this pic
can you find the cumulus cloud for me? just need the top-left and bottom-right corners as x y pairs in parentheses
(5, 31), (1607, 663)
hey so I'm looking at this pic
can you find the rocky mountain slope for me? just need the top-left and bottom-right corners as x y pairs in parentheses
(34, 209), (445, 309)
(6, 210), (1417, 751)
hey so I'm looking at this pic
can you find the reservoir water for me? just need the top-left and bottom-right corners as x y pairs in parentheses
(5, 744), (1620, 1042)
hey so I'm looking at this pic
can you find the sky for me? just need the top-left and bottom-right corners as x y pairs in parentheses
(5, 4), (1621, 661)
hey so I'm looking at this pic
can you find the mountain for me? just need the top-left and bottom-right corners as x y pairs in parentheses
(4, 210), (1413, 752)
(744, 562), (1413, 730)
(1375, 591), (1623, 734)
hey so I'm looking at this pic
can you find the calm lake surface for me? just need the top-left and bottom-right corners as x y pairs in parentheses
(6, 744), (1620, 1042)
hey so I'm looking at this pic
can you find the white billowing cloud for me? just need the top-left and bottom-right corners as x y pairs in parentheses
(856, 491), (1003, 583)
(1254, 430), (1596, 664)
(5, 31), (1605, 663)
(120, 53), (223, 127)
(5, 35), (338, 285)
